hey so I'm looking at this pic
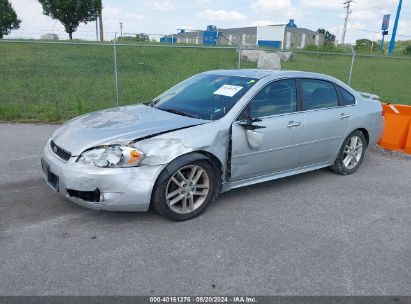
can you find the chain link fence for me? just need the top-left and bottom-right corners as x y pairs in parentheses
(1, 40), (410, 122)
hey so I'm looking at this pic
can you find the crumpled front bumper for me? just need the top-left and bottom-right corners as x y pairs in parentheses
(41, 139), (165, 212)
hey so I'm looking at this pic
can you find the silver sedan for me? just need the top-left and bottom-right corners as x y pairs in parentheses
(42, 70), (385, 221)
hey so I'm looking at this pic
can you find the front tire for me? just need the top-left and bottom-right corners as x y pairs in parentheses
(152, 159), (218, 221)
(331, 130), (366, 175)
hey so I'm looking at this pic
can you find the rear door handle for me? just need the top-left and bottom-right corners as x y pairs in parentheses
(286, 121), (301, 128)
(340, 113), (351, 120)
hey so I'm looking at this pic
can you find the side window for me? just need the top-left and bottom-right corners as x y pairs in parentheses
(300, 79), (338, 110)
(249, 79), (297, 118)
(337, 86), (356, 106)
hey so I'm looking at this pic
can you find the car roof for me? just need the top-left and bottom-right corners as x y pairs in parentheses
(203, 69), (340, 82)
(203, 69), (279, 79)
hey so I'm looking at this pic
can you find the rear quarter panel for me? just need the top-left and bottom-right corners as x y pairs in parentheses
(350, 94), (384, 147)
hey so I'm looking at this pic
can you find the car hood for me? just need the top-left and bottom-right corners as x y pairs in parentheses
(52, 104), (207, 156)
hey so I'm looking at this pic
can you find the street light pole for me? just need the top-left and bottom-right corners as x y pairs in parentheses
(388, 0), (403, 55)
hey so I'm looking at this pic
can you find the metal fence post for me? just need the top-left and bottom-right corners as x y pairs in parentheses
(237, 45), (241, 70)
(348, 46), (356, 86)
(113, 32), (120, 106)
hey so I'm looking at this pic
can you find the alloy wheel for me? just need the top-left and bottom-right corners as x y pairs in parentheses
(165, 165), (210, 214)
(343, 136), (363, 170)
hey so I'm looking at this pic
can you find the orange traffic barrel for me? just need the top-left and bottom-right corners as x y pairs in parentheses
(379, 103), (411, 154)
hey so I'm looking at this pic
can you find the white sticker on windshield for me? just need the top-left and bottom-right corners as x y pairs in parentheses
(213, 85), (243, 97)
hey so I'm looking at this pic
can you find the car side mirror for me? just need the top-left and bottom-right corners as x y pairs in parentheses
(245, 129), (264, 150)
(237, 114), (265, 150)
(237, 115), (266, 131)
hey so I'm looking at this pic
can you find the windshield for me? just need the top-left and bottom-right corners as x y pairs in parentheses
(152, 74), (259, 120)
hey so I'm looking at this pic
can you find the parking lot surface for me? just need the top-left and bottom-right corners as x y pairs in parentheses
(0, 123), (410, 296)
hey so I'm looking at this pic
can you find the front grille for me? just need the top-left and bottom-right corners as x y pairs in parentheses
(50, 140), (71, 161)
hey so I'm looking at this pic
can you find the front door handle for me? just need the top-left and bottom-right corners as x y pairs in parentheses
(340, 113), (351, 120)
(286, 121), (301, 128)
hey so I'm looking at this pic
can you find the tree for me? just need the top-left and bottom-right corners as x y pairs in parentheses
(136, 33), (149, 42)
(0, 0), (21, 39)
(355, 39), (373, 52)
(38, 0), (101, 40)
(317, 28), (336, 44)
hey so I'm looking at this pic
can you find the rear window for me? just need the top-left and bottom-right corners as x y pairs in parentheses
(338, 86), (356, 106)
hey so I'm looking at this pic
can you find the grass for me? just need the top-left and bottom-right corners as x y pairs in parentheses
(0, 40), (410, 122)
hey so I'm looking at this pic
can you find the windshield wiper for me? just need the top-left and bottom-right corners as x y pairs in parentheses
(151, 92), (176, 107)
(157, 107), (197, 118)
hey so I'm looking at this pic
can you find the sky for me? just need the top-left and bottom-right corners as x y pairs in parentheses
(6, 0), (411, 43)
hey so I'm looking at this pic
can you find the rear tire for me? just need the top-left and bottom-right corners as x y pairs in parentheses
(152, 159), (219, 221)
(331, 130), (366, 175)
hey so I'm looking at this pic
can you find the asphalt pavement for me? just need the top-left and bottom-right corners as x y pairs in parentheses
(0, 123), (410, 296)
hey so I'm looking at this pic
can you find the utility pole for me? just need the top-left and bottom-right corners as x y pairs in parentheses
(341, 0), (352, 45)
(99, 7), (104, 42)
(119, 23), (123, 42)
(389, 0), (403, 54)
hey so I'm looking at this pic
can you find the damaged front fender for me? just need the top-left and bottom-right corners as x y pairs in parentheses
(134, 121), (231, 185)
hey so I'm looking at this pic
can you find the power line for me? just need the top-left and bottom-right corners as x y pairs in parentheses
(352, 1), (388, 12)
(352, 0), (411, 18)
(349, 27), (411, 38)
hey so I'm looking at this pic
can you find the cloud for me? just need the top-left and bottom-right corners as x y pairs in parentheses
(251, 0), (292, 14)
(299, 0), (341, 11)
(146, 1), (175, 13)
(348, 21), (367, 30)
(104, 6), (144, 22)
(101, 5), (144, 35)
(196, 9), (247, 21)
(252, 20), (278, 26)
(177, 25), (197, 30)
(9, 0), (55, 33)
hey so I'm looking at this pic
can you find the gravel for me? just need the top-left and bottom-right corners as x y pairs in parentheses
(0, 123), (410, 296)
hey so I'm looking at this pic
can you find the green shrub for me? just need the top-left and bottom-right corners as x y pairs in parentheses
(304, 44), (346, 53)
(304, 44), (319, 51)
(320, 44), (346, 53)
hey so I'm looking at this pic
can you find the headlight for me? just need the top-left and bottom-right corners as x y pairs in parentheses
(77, 145), (145, 168)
